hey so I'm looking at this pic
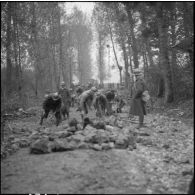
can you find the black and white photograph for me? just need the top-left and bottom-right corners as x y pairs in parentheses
(1, 1), (194, 194)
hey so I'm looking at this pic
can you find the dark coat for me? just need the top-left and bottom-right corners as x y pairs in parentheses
(129, 78), (147, 116)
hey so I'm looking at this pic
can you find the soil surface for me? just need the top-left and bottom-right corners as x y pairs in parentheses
(1, 105), (194, 194)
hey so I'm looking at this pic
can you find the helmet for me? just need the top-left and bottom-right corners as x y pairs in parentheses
(61, 81), (65, 86)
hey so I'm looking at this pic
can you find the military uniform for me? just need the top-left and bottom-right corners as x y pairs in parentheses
(129, 70), (147, 128)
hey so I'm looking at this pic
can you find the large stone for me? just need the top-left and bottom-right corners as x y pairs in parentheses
(101, 143), (112, 150)
(71, 134), (85, 143)
(54, 131), (73, 138)
(19, 139), (29, 148)
(115, 134), (130, 149)
(91, 144), (102, 151)
(92, 121), (106, 130)
(108, 132), (118, 142)
(105, 125), (115, 132)
(29, 132), (41, 142)
(84, 131), (99, 143)
(77, 142), (90, 149)
(51, 139), (67, 152)
(75, 130), (84, 135)
(51, 139), (76, 152)
(109, 142), (115, 149)
(83, 125), (97, 132)
(96, 130), (110, 144)
(67, 140), (78, 150)
(30, 138), (53, 154)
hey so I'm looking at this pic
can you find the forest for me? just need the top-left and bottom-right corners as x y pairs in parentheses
(1, 2), (194, 194)
(1, 2), (194, 111)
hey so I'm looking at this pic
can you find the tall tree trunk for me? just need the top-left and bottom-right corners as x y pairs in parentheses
(139, 4), (154, 68)
(31, 2), (40, 96)
(13, 2), (23, 102)
(77, 42), (82, 84)
(145, 39), (154, 67)
(114, 4), (129, 88)
(98, 31), (104, 85)
(51, 9), (58, 91)
(125, 5), (139, 69)
(58, 8), (65, 85)
(6, 2), (12, 97)
(127, 39), (134, 96)
(121, 43), (129, 89)
(156, 3), (174, 103)
(170, 4), (177, 99)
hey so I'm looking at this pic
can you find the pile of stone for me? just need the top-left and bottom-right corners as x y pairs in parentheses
(30, 116), (137, 154)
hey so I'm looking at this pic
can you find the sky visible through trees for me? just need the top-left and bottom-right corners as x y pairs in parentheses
(64, 2), (121, 83)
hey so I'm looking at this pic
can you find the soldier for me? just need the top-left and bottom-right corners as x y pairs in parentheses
(115, 94), (126, 113)
(40, 92), (62, 126)
(104, 89), (116, 115)
(79, 87), (97, 119)
(58, 81), (71, 119)
(129, 69), (147, 129)
(93, 91), (108, 117)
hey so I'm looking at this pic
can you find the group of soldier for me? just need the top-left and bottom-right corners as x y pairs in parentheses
(40, 80), (125, 126)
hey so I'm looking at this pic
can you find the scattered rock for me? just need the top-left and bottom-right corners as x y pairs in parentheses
(71, 134), (85, 143)
(109, 142), (115, 149)
(66, 126), (77, 133)
(19, 139), (29, 148)
(101, 143), (112, 150)
(30, 138), (52, 154)
(92, 121), (106, 129)
(78, 142), (90, 149)
(67, 140), (78, 150)
(51, 139), (67, 152)
(91, 144), (102, 151)
(105, 125), (115, 131)
(162, 144), (170, 149)
(29, 132), (40, 142)
(55, 131), (73, 138)
(51, 139), (76, 152)
(137, 132), (150, 136)
(115, 134), (130, 149)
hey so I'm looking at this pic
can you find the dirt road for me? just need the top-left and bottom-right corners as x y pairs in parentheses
(1, 107), (193, 194)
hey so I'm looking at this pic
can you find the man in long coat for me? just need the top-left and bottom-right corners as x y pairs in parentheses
(129, 70), (147, 129)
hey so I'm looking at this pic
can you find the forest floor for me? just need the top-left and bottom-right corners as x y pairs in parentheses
(1, 99), (194, 194)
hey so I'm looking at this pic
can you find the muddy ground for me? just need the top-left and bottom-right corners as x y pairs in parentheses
(1, 106), (194, 194)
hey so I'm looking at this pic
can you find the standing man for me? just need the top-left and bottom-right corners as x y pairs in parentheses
(58, 81), (71, 118)
(129, 70), (147, 129)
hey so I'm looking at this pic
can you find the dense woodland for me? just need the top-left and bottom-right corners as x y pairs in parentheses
(1, 2), (194, 112)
